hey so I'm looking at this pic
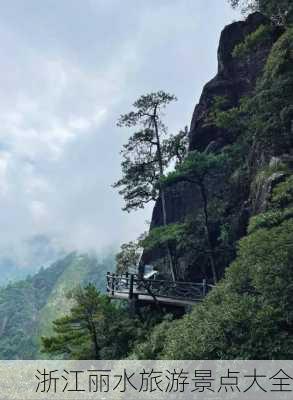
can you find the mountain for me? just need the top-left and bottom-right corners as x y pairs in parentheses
(0, 235), (65, 287)
(0, 259), (34, 288)
(0, 252), (115, 359)
(134, 9), (293, 359)
(2, 4), (293, 362)
(142, 12), (286, 282)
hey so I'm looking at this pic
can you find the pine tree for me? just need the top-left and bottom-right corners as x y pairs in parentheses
(114, 91), (187, 280)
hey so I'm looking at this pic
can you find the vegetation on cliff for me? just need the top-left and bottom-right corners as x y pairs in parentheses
(18, 1), (293, 361)
(41, 285), (144, 359)
(143, 175), (293, 359)
(113, 91), (188, 280)
(229, 0), (293, 24)
(131, 25), (293, 359)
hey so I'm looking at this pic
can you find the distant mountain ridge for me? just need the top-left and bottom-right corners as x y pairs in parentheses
(0, 260), (34, 288)
(0, 252), (115, 359)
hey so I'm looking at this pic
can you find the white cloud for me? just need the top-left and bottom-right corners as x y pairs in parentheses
(0, 0), (239, 276)
(0, 152), (10, 196)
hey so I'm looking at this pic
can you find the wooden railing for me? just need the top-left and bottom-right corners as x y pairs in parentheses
(106, 272), (214, 304)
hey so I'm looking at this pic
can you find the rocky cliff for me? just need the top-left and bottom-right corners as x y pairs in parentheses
(142, 12), (285, 281)
(135, 12), (293, 359)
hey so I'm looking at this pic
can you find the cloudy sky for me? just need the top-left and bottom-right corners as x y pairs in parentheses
(0, 0), (240, 273)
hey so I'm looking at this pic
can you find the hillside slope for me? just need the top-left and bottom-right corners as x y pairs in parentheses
(0, 252), (114, 359)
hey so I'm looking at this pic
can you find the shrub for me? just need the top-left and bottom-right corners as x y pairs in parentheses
(160, 216), (293, 359)
(232, 25), (274, 58)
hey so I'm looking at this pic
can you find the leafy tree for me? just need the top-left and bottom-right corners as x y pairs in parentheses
(41, 285), (141, 359)
(141, 215), (230, 281)
(130, 315), (174, 359)
(164, 126), (189, 167)
(219, 28), (293, 160)
(115, 240), (142, 274)
(228, 0), (258, 14)
(114, 91), (177, 211)
(114, 91), (187, 280)
(165, 219), (293, 358)
(162, 151), (228, 284)
(228, 0), (293, 24)
(232, 25), (274, 58)
(211, 28), (293, 161)
(250, 28), (293, 156)
(140, 223), (187, 279)
(135, 173), (293, 360)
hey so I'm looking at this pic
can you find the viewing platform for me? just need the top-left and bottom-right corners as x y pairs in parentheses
(106, 272), (214, 307)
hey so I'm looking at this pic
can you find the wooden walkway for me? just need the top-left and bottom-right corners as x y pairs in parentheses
(106, 273), (214, 307)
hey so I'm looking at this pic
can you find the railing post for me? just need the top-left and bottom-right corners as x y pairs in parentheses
(129, 274), (139, 316)
(202, 278), (207, 297)
(129, 274), (134, 300)
(106, 272), (110, 293)
(125, 271), (129, 289)
(111, 273), (115, 296)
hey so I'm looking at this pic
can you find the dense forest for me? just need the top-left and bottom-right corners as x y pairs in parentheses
(0, 253), (115, 358)
(1, 0), (293, 360)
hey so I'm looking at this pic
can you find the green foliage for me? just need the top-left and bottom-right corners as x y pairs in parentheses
(115, 241), (142, 274)
(228, 0), (258, 14)
(213, 106), (241, 131)
(162, 151), (230, 283)
(117, 91), (177, 128)
(131, 315), (174, 359)
(142, 208), (235, 281)
(247, 208), (293, 232)
(0, 253), (115, 359)
(209, 28), (292, 164)
(114, 91), (182, 211)
(271, 175), (293, 207)
(258, 159), (289, 178)
(209, 95), (231, 118)
(141, 223), (190, 279)
(225, 29), (293, 157)
(41, 285), (142, 359)
(113, 128), (164, 211)
(259, 0), (293, 24)
(131, 5), (293, 361)
(0, 254), (74, 359)
(264, 28), (293, 78)
(144, 209), (293, 359)
(162, 150), (228, 186)
(141, 223), (187, 251)
(209, 96), (253, 155)
(147, 22), (293, 360)
(228, 0), (293, 23)
(114, 91), (186, 280)
(136, 163), (293, 359)
(163, 126), (188, 166)
(232, 25), (273, 58)
(208, 96), (243, 138)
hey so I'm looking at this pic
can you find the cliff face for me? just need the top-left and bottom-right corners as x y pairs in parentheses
(189, 12), (280, 152)
(137, 20), (293, 360)
(142, 13), (284, 281)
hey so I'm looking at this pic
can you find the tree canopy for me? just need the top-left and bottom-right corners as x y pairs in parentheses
(41, 285), (142, 359)
(114, 91), (188, 280)
(115, 240), (142, 274)
(161, 151), (228, 283)
(228, 0), (293, 24)
(114, 91), (187, 212)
